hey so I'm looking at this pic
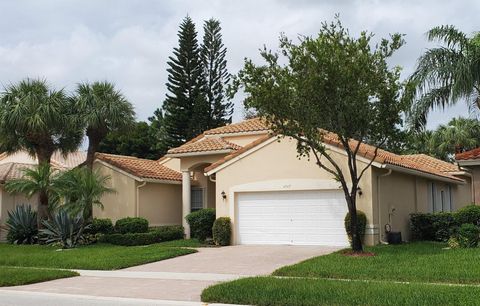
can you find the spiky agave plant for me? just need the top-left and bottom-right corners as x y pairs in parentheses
(40, 210), (89, 249)
(6, 205), (38, 244)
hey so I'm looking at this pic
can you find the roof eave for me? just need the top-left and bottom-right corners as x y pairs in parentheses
(166, 149), (235, 158)
(456, 159), (480, 166)
(382, 164), (465, 185)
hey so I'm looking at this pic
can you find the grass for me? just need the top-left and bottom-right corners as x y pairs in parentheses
(0, 241), (197, 270)
(0, 266), (78, 287)
(274, 242), (480, 284)
(201, 276), (480, 306)
(156, 238), (207, 248)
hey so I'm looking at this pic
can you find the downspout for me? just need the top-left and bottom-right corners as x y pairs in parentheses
(377, 169), (392, 244)
(136, 180), (147, 217)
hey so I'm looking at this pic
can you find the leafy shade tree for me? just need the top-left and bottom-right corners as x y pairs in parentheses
(75, 81), (135, 169)
(57, 167), (114, 220)
(98, 121), (164, 160)
(201, 18), (233, 129)
(5, 164), (62, 225)
(162, 16), (206, 149)
(408, 25), (480, 128)
(0, 78), (83, 164)
(234, 19), (405, 252)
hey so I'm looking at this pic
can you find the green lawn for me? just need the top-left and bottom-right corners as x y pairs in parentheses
(0, 240), (197, 270)
(274, 242), (480, 284)
(202, 242), (480, 306)
(202, 277), (480, 306)
(0, 267), (78, 287)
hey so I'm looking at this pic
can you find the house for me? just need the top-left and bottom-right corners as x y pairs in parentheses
(0, 151), (86, 240)
(455, 148), (480, 204)
(94, 118), (473, 246)
(93, 153), (183, 227)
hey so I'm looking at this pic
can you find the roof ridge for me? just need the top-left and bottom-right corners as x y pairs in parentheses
(96, 152), (140, 160)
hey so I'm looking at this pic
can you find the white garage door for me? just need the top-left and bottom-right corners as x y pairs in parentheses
(236, 190), (349, 246)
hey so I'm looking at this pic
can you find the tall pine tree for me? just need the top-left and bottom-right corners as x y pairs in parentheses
(161, 16), (206, 149)
(201, 19), (233, 129)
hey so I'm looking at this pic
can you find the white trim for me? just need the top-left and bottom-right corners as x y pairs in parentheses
(204, 130), (270, 138)
(457, 159), (480, 166)
(166, 149), (234, 158)
(205, 136), (278, 175)
(94, 159), (181, 185)
(227, 179), (342, 245)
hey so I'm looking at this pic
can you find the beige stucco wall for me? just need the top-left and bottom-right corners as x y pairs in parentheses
(93, 161), (183, 226)
(0, 187), (37, 240)
(160, 157), (181, 172)
(213, 137), (375, 245)
(180, 154), (228, 172)
(93, 162), (137, 222)
(466, 166), (480, 204)
(372, 168), (473, 243)
(138, 182), (182, 226)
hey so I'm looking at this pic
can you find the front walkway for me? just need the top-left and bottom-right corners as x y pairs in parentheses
(0, 245), (340, 303)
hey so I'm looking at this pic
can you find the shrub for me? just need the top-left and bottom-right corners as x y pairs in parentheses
(432, 212), (458, 242)
(457, 223), (480, 248)
(115, 217), (148, 234)
(6, 205), (38, 244)
(40, 210), (89, 249)
(344, 210), (367, 245)
(410, 212), (457, 241)
(212, 217), (231, 246)
(185, 208), (216, 241)
(86, 218), (114, 235)
(100, 225), (184, 246)
(455, 205), (480, 226)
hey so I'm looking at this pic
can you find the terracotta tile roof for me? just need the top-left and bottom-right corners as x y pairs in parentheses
(168, 137), (242, 155)
(204, 134), (274, 173)
(96, 153), (182, 182)
(404, 154), (460, 173)
(321, 132), (463, 182)
(455, 148), (480, 161)
(0, 151), (86, 169)
(0, 163), (35, 183)
(205, 129), (463, 182)
(204, 118), (269, 135)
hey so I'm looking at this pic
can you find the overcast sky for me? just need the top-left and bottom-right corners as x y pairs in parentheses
(0, 0), (477, 129)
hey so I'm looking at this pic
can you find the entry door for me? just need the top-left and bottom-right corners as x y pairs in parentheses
(236, 190), (349, 246)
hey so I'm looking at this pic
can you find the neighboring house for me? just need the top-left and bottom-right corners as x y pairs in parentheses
(455, 148), (480, 204)
(93, 153), (183, 227)
(95, 118), (473, 246)
(0, 151), (86, 240)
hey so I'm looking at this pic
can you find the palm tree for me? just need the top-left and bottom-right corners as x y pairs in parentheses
(408, 25), (480, 128)
(432, 117), (480, 161)
(0, 78), (83, 164)
(75, 82), (135, 169)
(57, 167), (114, 220)
(5, 163), (62, 226)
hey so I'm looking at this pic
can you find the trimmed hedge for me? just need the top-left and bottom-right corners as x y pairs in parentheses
(88, 218), (114, 235)
(455, 205), (480, 226)
(213, 217), (231, 246)
(410, 212), (458, 241)
(344, 210), (367, 245)
(115, 217), (149, 234)
(100, 225), (184, 246)
(186, 208), (216, 241)
(457, 223), (480, 248)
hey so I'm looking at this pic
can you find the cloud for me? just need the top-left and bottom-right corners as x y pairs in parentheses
(0, 0), (477, 128)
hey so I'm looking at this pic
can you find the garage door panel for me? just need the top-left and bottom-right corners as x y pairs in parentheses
(236, 190), (349, 246)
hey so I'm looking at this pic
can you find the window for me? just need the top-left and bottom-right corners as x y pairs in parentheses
(191, 188), (204, 212)
(428, 182), (452, 212)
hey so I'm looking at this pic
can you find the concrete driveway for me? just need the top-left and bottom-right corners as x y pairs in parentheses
(0, 245), (340, 304)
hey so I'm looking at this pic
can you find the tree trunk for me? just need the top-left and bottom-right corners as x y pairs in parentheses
(349, 205), (363, 252)
(85, 128), (105, 170)
(36, 148), (53, 228)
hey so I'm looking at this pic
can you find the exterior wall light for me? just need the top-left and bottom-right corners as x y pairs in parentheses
(221, 191), (227, 200)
